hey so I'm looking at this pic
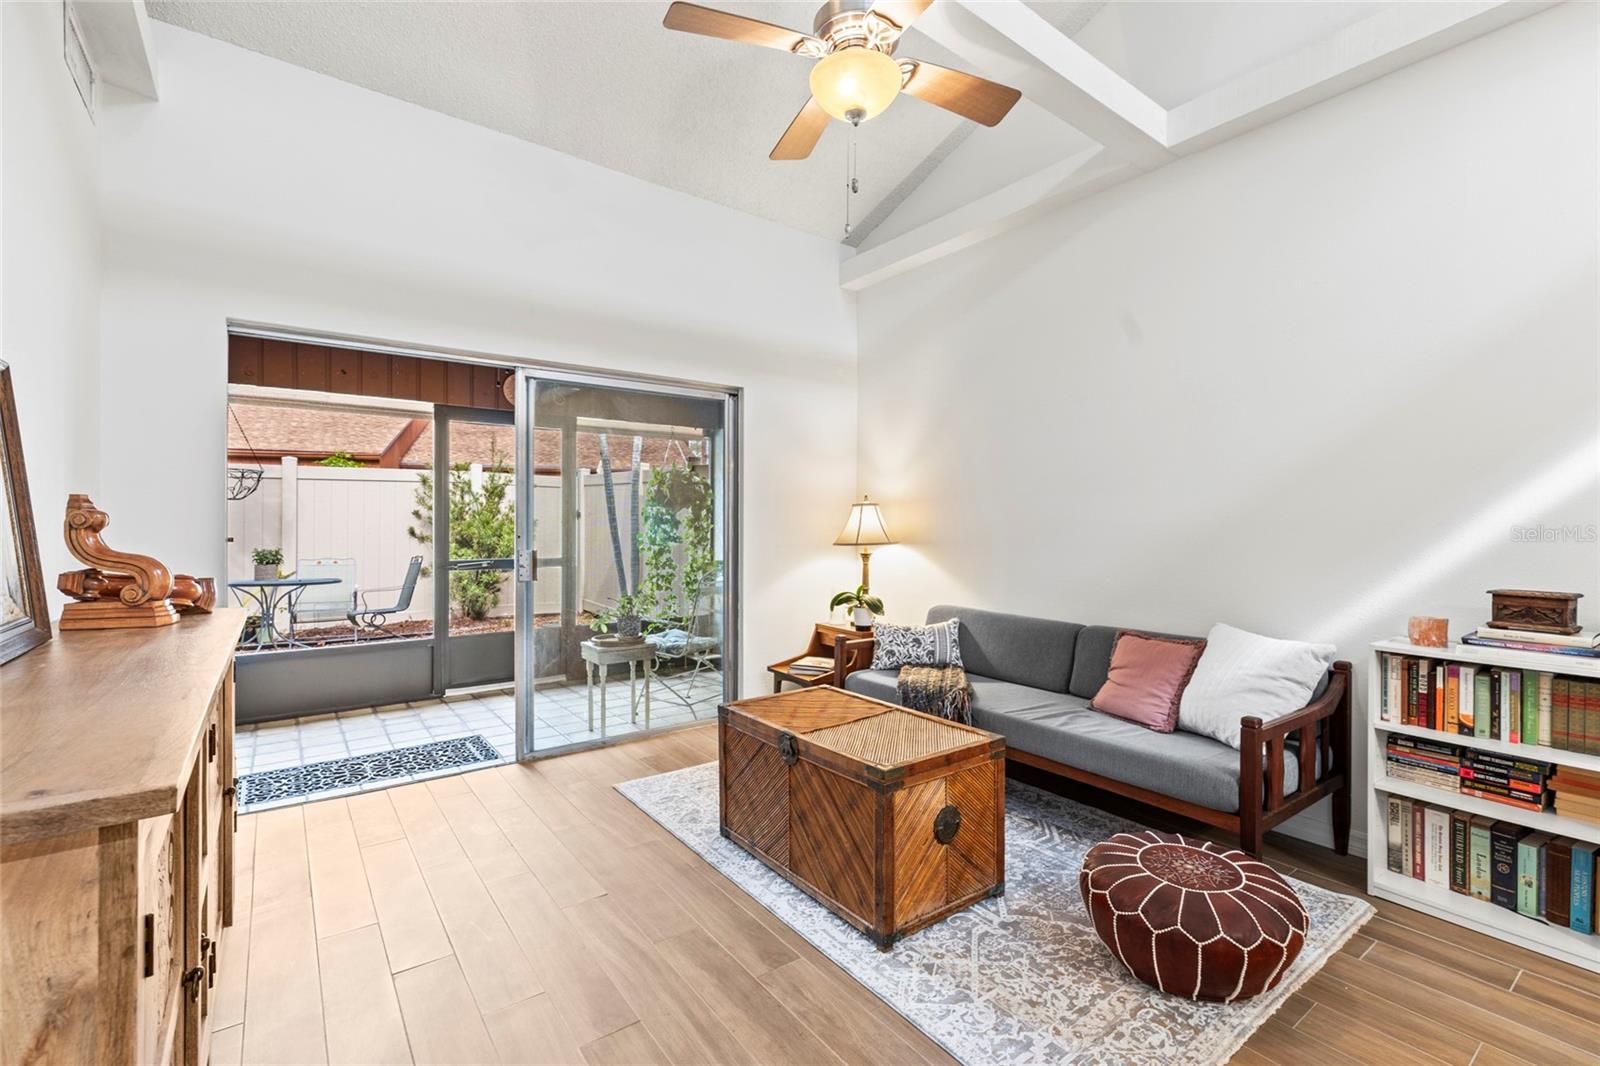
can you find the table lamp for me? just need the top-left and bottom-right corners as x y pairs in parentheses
(833, 495), (894, 592)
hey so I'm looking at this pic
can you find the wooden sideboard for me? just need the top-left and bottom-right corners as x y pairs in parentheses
(1, 609), (245, 1066)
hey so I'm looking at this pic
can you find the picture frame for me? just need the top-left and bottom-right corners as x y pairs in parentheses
(0, 360), (51, 665)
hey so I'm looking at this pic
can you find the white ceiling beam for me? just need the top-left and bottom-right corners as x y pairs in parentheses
(846, 0), (1558, 289)
(910, 0), (1174, 170)
(70, 0), (160, 100)
(839, 147), (1134, 291)
(1165, 1), (1558, 154)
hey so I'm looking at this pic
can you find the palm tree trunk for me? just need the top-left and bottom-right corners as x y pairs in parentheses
(628, 436), (643, 601)
(598, 434), (628, 595)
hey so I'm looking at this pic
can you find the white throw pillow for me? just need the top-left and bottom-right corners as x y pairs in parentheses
(1177, 623), (1337, 749)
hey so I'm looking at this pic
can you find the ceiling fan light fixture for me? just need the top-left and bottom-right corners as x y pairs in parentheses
(809, 46), (901, 125)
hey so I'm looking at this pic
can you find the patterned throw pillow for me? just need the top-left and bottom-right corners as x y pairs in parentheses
(871, 619), (964, 670)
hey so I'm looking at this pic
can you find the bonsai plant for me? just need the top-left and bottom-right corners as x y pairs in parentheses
(830, 584), (884, 628)
(593, 593), (647, 640)
(251, 547), (284, 581)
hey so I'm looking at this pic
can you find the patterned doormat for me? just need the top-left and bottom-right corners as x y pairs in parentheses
(617, 762), (1373, 1066)
(238, 735), (503, 810)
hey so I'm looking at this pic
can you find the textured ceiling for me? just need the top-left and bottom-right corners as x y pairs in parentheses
(147, 0), (1105, 242)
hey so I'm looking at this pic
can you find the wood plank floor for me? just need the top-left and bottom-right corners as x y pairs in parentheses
(215, 725), (1600, 1066)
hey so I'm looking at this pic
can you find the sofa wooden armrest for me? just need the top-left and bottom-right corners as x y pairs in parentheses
(1238, 660), (1353, 856)
(834, 636), (875, 683)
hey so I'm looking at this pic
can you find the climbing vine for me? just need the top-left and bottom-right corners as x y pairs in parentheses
(635, 462), (716, 629)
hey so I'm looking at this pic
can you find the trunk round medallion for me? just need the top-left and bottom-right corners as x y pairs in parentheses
(933, 804), (961, 844)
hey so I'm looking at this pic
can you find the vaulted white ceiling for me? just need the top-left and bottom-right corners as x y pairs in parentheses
(145, 0), (1549, 254)
(147, 0), (1100, 241)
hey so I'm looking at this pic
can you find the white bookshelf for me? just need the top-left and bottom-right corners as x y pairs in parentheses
(1366, 638), (1600, 974)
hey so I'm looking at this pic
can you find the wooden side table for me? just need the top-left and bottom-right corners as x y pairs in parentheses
(768, 622), (876, 692)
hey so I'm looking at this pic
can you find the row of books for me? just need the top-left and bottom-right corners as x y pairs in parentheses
(1385, 736), (1552, 812)
(1379, 653), (1600, 754)
(1552, 766), (1600, 828)
(1460, 625), (1600, 659)
(1384, 794), (1598, 936)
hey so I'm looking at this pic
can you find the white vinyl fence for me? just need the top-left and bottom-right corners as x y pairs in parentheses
(227, 459), (644, 624)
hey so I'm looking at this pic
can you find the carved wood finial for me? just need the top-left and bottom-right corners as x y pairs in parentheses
(57, 494), (215, 630)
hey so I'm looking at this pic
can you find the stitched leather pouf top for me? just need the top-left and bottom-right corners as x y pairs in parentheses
(1078, 830), (1309, 1002)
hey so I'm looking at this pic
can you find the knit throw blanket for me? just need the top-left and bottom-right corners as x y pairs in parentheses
(897, 664), (972, 725)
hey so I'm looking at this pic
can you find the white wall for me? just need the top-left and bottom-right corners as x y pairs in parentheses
(856, 3), (1600, 851)
(2, 0), (102, 614)
(95, 23), (857, 697)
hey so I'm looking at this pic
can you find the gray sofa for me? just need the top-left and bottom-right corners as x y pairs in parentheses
(843, 605), (1351, 855)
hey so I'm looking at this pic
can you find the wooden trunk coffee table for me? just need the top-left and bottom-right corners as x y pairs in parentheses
(718, 686), (1005, 950)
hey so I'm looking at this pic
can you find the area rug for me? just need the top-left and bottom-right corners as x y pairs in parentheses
(238, 735), (502, 810)
(616, 762), (1372, 1066)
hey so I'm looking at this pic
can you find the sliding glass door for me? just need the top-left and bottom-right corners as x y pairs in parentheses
(512, 369), (737, 757)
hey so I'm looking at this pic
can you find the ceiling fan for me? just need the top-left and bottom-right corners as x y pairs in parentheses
(663, 0), (1022, 160)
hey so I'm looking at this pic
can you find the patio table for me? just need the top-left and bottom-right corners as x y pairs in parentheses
(228, 576), (342, 650)
(580, 639), (655, 738)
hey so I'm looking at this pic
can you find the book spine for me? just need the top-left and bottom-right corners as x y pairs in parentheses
(1573, 845), (1596, 935)
(1554, 677), (1571, 751)
(1386, 795), (1404, 874)
(1445, 664), (1460, 733)
(1546, 841), (1573, 927)
(1449, 810), (1471, 894)
(1490, 668), (1502, 742)
(1469, 822), (1493, 901)
(1425, 807), (1449, 887)
(1459, 666), (1476, 736)
(1400, 798), (1415, 876)
(1411, 801), (1426, 880)
(1580, 675), (1593, 752)
(1379, 653), (1391, 722)
(1459, 786), (1548, 812)
(1474, 671), (1492, 740)
(1521, 670), (1538, 747)
(1407, 658), (1419, 727)
(1509, 670), (1521, 744)
(1538, 672), (1554, 746)
(1434, 664), (1445, 731)
(1489, 823), (1521, 910)
(1516, 835), (1542, 917)
(1461, 637), (1600, 657)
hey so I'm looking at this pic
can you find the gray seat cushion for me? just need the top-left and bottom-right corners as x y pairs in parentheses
(925, 604), (1082, 693)
(844, 667), (1300, 812)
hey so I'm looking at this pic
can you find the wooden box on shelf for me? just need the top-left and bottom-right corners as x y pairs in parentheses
(768, 621), (875, 692)
(1365, 637), (1600, 974)
(1, 609), (244, 1065)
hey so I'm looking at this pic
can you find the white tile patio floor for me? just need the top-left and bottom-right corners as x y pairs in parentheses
(235, 668), (724, 811)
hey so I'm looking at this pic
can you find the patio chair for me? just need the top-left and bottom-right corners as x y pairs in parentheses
(647, 566), (723, 716)
(288, 557), (357, 633)
(348, 555), (423, 641)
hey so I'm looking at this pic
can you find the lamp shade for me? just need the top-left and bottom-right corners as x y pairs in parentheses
(834, 496), (894, 547)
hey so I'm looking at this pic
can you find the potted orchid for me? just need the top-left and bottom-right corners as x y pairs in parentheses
(829, 584), (884, 629)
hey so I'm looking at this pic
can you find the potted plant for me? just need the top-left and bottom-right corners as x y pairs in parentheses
(593, 593), (647, 642)
(251, 548), (283, 581)
(829, 584), (884, 629)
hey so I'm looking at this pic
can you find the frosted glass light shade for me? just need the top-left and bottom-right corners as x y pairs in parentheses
(810, 47), (901, 123)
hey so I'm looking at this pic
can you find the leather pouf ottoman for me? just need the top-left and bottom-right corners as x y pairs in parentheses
(1078, 830), (1308, 1002)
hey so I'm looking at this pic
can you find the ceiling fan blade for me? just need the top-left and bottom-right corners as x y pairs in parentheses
(663, 2), (822, 55)
(870, 0), (935, 32)
(900, 60), (1021, 126)
(770, 98), (829, 161)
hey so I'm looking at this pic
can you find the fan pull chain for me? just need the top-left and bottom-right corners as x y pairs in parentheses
(844, 122), (859, 238)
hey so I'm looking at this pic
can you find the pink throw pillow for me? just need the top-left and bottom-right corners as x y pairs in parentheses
(1089, 632), (1206, 733)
